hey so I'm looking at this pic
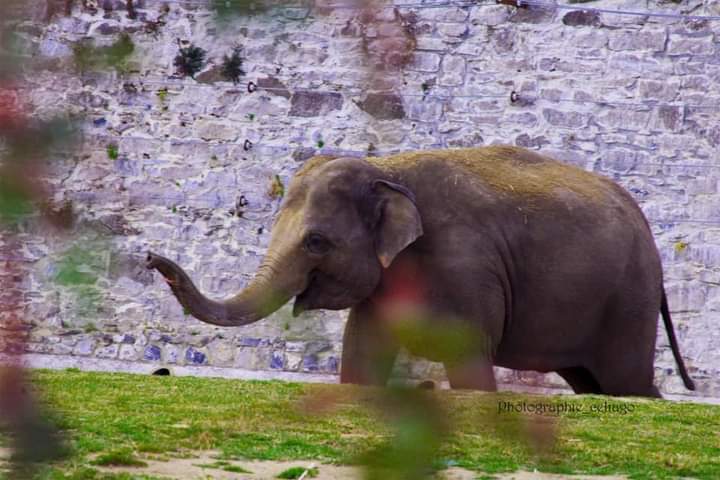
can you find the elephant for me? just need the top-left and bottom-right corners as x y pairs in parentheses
(146, 145), (695, 397)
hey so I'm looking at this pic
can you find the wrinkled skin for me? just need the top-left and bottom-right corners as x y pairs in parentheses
(147, 146), (695, 397)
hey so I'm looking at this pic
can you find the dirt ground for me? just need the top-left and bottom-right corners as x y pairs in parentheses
(1, 447), (627, 479)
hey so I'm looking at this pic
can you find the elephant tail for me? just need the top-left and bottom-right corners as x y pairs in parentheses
(660, 288), (695, 391)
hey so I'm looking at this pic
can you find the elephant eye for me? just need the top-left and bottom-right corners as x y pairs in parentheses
(304, 232), (333, 255)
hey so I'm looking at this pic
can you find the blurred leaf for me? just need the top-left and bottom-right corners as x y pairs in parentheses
(54, 246), (102, 286)
(53, 245), (108, 320)
(360, 387), (446, 480)
(73, 33), (135, 73)
(212, 0), (269, 22)
(0, 177), (33, 224)
(0, 30), (26, 83)
(3, 117), (80, 162)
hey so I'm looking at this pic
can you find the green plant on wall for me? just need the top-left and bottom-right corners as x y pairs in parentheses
(174, 44), (207, 78)
(269, 174), (285, 198)
(156, 88), (168, 102)
(106, 143), (119, 160)
(73, 33), (135, 73)
(221, 46), (245, 84)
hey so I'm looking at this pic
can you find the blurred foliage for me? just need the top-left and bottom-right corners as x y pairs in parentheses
(1, 117), (79, 164)
(73, 33), (135, 73)
(53, 244), (107, 319)
(0, 367), (71, 479)
(221, 46), (245, 84)
(389, 318), (487, 366)
(54, 246), (102, 286)
(173, 44), (207, 78)
(0, 30), (26, 83)
(0, 177), (34, 225)
(211, 0), (270, 23)
(361, 386), (446, 479)
(0, 117), (79, 226)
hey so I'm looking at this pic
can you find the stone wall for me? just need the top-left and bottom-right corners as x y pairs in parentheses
(4, 0), (720, 398)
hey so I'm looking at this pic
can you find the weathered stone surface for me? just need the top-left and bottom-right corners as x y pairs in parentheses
(144, 345), (161, 361)
(409, 52), (441, 72)
(508, 6), (555, 24)
(668, 35), (716, 56)
(439, 55), (466, 86)
(562, 10), (601, 27)
(355, 93), (405, 120)
(289, 91), (343, 117)
(257, 76), (291, 99)
(196, 65), (226, 84)
(542, 109), (588, 129)
(608, 30), (667, 52)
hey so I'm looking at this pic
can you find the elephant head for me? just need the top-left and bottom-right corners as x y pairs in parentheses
(146, 157), (423, 327)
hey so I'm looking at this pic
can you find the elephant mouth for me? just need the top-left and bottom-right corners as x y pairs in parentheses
(292, 271), (318, 317)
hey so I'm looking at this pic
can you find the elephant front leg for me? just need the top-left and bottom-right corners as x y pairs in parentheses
(340, 302), (399, 386)
(444, 356), (497, 391)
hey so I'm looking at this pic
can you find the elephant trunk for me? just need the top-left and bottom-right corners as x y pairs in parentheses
(146, 251), (303, 327)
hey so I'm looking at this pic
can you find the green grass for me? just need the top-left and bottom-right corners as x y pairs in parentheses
(194, 460), (252, 473)
(277, 466), (318, 478)
(91, 449), (147, 467)
(3, 370), (719, 479)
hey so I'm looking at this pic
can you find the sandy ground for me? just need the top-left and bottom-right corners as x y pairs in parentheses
(0, 447), (628, 479)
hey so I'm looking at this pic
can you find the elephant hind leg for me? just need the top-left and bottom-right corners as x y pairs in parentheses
(592, 365), (662, 398)
(590, 349), (661, 398)
(556, 367), (603, 394)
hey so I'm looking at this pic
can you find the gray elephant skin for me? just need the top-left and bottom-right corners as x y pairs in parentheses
(147, 145), (695, 397)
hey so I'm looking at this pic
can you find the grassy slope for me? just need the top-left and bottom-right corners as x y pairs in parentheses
(4, 370), (720, 479)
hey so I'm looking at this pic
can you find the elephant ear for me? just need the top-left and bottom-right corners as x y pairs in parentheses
(372, 179), (423, 268)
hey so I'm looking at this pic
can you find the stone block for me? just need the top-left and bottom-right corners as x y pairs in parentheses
(355, 93), (405, 120)
(409, 52), (441, 72)
(542, 109), (588, 129)
(270, 351), (285, 370)
(144, 345), (161, 361)
(608, 30), (667, 52)
(73, 339), (96, 356)
(562, 10), (601, 27)
(637, 79), (679, 102)
(668, 35), (715, 56)
(119, 344), (139, 361)
(439, 55), (466, 86)
(289, 92), (343, 117)
(185, 347), (207, 365)
(96, 344), (119, 359)
(437, 23), (468, 39)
